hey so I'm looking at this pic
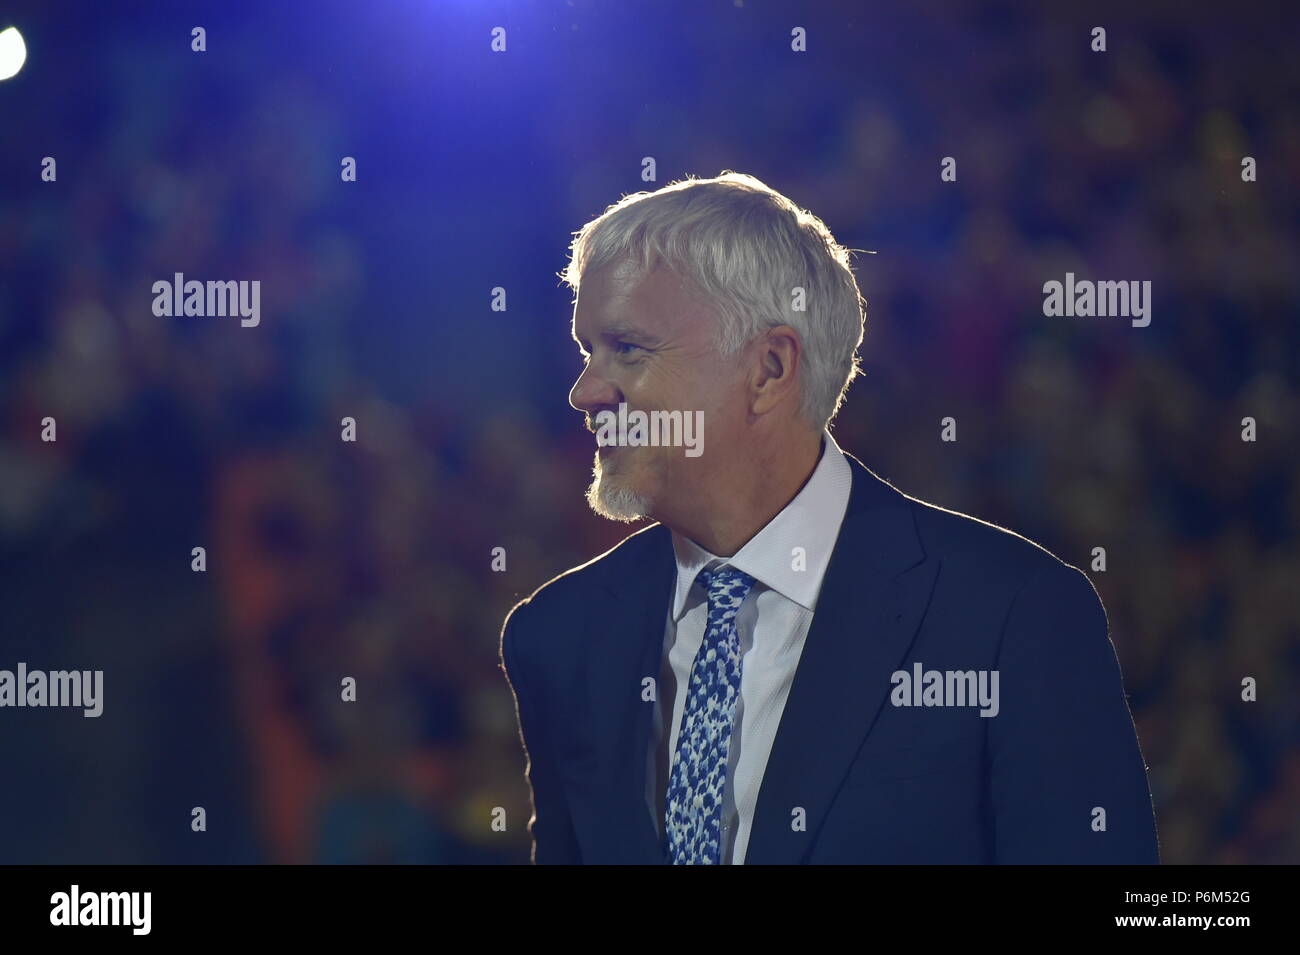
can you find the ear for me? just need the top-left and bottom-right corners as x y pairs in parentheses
(749, 325), (802, 416)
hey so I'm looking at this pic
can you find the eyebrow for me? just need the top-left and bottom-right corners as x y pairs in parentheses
(571, 321), (662, 350)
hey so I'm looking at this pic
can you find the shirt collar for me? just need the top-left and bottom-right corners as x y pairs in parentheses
(668, 428), (853, 620)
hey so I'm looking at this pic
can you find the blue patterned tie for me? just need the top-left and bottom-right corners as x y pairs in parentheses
(664, 565), (757, 864)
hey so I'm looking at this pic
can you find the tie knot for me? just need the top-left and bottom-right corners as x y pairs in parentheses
(696, 565), (757, 605)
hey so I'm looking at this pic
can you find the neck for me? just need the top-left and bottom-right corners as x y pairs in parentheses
(665, 427), (824, 557)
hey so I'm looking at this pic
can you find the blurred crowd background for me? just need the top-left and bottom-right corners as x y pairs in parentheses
(0, 0), (1296, 864)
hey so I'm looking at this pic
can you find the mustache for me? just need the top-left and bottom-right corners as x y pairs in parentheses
(585, 403), (661, 429)
(585, 409), (633, 434)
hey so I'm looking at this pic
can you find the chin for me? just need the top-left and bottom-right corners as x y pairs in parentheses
(587, 454), (654, 522)
(586, 475), (653, 522)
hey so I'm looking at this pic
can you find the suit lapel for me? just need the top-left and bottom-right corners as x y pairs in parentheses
(571, 455), (937, 865)
(568, 526), (675, 864)
(744, 455), (939, 864)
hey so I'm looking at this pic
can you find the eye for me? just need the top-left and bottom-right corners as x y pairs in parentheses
(614, 341), (643, 357)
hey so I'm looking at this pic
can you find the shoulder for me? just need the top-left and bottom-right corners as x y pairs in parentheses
(499, 523), (670, 657)
(846, 454), (1091, 597)
(913, 495), (1080, 582)
(903, 490), (1104, 629)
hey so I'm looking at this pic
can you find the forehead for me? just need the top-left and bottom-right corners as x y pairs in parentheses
(572, 259), (711, 341)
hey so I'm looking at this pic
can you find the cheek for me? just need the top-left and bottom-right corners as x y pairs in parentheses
(642, 355), (703, 397)
(636, 355), (734, 430)
(629, 444), (675, 480)
(698, 355), (743, 401)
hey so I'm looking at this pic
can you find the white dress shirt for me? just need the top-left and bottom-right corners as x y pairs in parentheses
(646, 429), (854, 863)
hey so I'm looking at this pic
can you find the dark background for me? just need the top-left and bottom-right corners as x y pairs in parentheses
(0, 0), (1296, 864)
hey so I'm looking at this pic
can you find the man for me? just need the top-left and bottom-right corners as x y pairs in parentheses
(499, 171), (1160, 864)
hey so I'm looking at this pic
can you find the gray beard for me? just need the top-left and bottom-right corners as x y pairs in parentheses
(586, 455), (653, 522)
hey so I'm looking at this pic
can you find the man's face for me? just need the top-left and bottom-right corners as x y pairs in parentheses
(569, 259), (745, 522)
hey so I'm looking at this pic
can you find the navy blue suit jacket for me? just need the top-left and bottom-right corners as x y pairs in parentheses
(499, 452), (1160, 864)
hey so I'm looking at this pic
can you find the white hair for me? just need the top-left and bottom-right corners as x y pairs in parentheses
(560, 171), (866, 429)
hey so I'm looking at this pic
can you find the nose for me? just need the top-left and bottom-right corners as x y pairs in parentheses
(569, 361), (621, 418)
